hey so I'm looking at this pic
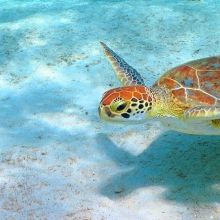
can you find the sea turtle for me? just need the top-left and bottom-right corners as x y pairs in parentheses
(98, 42), (220, 135)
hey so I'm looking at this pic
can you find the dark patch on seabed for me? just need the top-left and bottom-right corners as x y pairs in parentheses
(97, 131), (220, 204)
(0, 0), (220, 219)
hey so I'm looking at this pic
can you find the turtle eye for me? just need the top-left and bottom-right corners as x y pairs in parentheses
(110, 100), (128, 112)
(116, 102), (127, 111)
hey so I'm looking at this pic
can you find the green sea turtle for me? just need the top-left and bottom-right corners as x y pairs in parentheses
(98, 42), (220, 135)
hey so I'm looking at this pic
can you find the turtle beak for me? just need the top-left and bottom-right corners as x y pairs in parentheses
(98, 106), (101, 117)
(98, 105), (115, 121)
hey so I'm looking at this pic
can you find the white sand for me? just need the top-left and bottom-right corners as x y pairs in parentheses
(0, 0), (220, 219)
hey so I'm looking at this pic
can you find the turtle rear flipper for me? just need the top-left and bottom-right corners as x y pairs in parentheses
(100, 42), (145, 86)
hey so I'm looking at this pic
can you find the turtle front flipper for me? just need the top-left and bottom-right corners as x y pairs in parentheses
(100, 42), (145, 86)
(184, 106), (220, 120)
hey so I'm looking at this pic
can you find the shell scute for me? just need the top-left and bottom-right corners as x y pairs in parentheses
(159, 65), (198, 89)
(198, 70), (220, 99)
(157, 56), (220, 106)
(172, 88), (186, 102)
(187, 57), (220, 70)
(186, 89), (216, 105)
(158, 77), (180, 89)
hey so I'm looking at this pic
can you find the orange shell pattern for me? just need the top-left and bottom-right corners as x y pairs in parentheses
(101, 86), (151, 106)
(155, 56), (220, 106)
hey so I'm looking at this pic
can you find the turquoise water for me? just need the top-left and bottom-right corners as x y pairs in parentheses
(0, 1), (220, 219)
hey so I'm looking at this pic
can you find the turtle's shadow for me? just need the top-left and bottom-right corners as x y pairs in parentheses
(97, 131), (220, 204)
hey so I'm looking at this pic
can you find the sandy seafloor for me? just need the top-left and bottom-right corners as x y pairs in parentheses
(0, 0), (220, 219)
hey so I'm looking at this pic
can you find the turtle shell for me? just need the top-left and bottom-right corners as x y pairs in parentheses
(155, 56), (220, 106)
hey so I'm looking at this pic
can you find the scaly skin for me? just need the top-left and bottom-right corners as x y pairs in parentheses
(99, 85), (189, 123)
(148, 86), (189, 118)
(98, 42), (220, 134)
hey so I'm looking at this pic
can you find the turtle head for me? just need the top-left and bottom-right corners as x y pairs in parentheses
(98, 86), (153, 123)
